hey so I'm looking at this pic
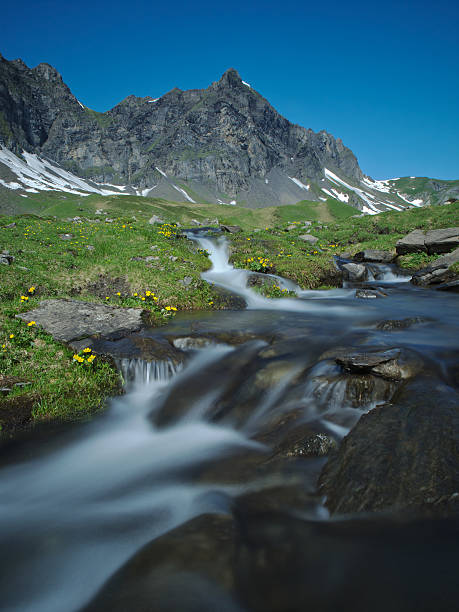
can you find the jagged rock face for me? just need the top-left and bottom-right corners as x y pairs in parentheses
(0, 56), (362, 201)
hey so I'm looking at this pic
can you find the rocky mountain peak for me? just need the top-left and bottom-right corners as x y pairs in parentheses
(217, 67), (244, 88)
(32, 62), (63, 82)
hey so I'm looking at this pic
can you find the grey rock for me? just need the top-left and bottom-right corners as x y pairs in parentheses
(411, 247), (459, 286)
(355, 289), (379, 299)
(285, 224), (298, 231)
(105, 218), (114, 223)
(0, 250), (15, 265)
(298, 234), (318, 244)
(396, 227), (459, 255)
(220, 225), (241, 233)
(342, 262), (367, 282)
(169, 256), (178, 262)
(425, 227), (459, 254)
(353, 249), (394, 263)
(85, 245), (95, 251)
(144, 256), (159, 262)
(148, 215), (164, 225)
(4, 222), (16, 228)
(172, 337), (216, 350)
(180, 276), (193, 286)
(59, 233), (73, 240)
(335, 347), (423, 381)
(376, 317), (430, 331)
(395, 229), (427, 255)
(436, 279), (459, 292)
(16, 299), (143, 342)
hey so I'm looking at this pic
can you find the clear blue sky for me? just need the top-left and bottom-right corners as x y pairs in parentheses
(2, 0), (458, 179)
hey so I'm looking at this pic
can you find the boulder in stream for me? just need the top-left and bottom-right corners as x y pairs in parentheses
(341, 262), (367, 282)
(319, 378), (459, 515)
(333, 347), (423, 381)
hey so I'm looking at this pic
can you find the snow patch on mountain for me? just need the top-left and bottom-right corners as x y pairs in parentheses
(288, 177), (310, 191)
(172, 184), (196, 203)
(0, 147), (127, 196)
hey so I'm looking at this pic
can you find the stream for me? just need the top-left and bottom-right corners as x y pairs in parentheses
(1, 232), (458, 611)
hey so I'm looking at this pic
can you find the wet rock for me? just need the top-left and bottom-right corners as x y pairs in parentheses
(85, 509), (459, 612)
(247, 273), (277, 288)
(319, 378), (459, 514)
(342, 262), (367, 282)
(254, 360), (301, 389)
(211, 287), (246, 310)
(334, 347), (423, 381)
(284, 433), (337, 458)
(16, 299), (144, 343)
(355, 289), (379, 299)
(298, 234), (318, 244)
(436, 279), (459, 292)
(220, 225), (241, 233)
(411, 247), (459, 286)
(376, 317), (430, 331)
(396, 227), (459, 255)
(172, 336), (217, 350)
(84, 514), (238, 612)
(353, 249), (394, 263)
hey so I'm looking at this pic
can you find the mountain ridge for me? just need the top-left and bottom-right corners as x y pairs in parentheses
(0, 54), (458, 212)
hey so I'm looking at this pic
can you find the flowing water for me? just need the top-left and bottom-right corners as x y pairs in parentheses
(1, 233), (458, 611)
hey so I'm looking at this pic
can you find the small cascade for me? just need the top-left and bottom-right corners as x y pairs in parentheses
(117, 358), (180, 387)
(187, 232), (353, 313)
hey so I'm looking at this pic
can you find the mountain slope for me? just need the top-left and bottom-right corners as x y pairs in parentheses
(0, 53), (457, 212)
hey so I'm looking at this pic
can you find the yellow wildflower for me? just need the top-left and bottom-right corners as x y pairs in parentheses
(28, 286), (35, 294)
(116, 292), (121, 296)
(83, 347), (92, 353)
(27, 321), (36, 327)
(141, 297), (146, 301)
(133, 292), (138, 297)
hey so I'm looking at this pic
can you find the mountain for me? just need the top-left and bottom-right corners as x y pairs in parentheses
(1, 52), (458, 213)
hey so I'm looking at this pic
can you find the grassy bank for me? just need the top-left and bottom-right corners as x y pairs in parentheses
(1, 199), (457, 434)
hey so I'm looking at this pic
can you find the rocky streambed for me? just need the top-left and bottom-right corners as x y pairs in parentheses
(1, 232), (458, 612)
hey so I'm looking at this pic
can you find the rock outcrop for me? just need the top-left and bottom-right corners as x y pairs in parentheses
(396, 228), (459, 255)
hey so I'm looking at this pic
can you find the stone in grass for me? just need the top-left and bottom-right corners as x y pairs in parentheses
(59, 233), (73, 240)
(0, 250), (15, 265)
(298, 234), (318, 244)
(16, 299), (144, 343)
(148, 215), (164, 225)
(220, 225), (241, 233)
